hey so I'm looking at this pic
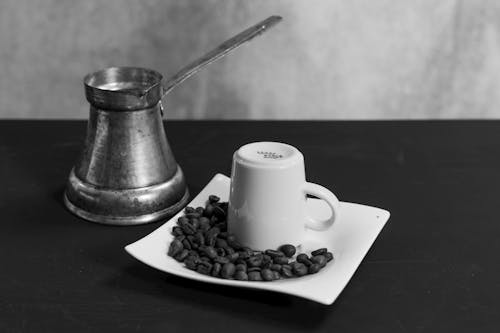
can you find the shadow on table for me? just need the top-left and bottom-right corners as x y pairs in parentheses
(108, 262), (334, 330)
(51, 186), (67, 209)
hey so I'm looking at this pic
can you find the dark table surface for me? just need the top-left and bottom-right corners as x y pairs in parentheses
(1, 120), (499, 332)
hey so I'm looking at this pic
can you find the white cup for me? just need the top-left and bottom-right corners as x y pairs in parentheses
(227, 142), (341, 250)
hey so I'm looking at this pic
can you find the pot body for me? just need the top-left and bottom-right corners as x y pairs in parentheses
(64, 67), (189, 225)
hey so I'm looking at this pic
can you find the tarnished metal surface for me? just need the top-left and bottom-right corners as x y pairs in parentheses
(64, 166), (189, 225)
(65, 67), (189, 225)
(74, 104), (177, 189)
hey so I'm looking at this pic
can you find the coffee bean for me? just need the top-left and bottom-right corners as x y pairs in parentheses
(270, 264), (282, 272)
(204, 204), (214, 217)
(205, 227), (220, 245)
(221, 263), (236, 279)
(273, 256), (289, 265)
(199, 257), (211, 265)
(235, 264), (247, 272)
(189, 218), (199, 230)
(184, 257), (198, 270)
(235, 258), (246, 265)
(181, 222), (196, 235)
(234, 271), (248, 281)
(238, 248), (252, 260)
(201, 260), (213, 269)
(214, 222), (227, 232)
(312, 255), (327, 268)
(199, 224), (210, 233)
(211, 262), (222, 277)
(187, 250), (199, 258)
(185, 212), (201, 219)
(215, 238), (228, 248)
(231, 242), (243, 251)
(174, 249), (189, 262)
(194, 232), (205, 247)
(308, 264), (321, 274)
(261, 262), (272, 269)
(216, 247), (226, 257)
(218, 232), (228, 239)
(199, 216), (211, 224)
(311, 248), (327, 256)
(279, 244), (296, 258)
(185, 206), (195, 214)
(272, 271), (281, 280)
(168, 239), (183, 257)
(265, 249), (285, 258)
(204, 236), (215, 247)
(197, 263), (212, 275)
(214, 256), (230, 264)
(219, 202), (228, 213)
(281, 265), (293, 278)
(248, 271), (263, 281)
(226, 236), (242, 250)
(193, 230), (205, 246)
(182, 239), (192, 250)
(296, 253), (308, 262)
(206, 238), (216, 247)
(172, 226), (184, 236)
(225, 247), (235, 255)
(195, 207), (205, 215)
(325, 252), (334, 262)
(247, 267), (261, 273)
(226, 252), (239, 262)
(247, 255), (263, 267)
(198, 217), (211, 231)
(203, 246), (217, 259)
(177, 216), (189, 226)
(296, 254), (312, 266)
(175, 235), (186, 242)
(186, 235), (198, 249)
(213, 205), (226, 219)
(209, 195), (220, 203)
(261, 269), (274, 281)
(292, 262), (308, 276)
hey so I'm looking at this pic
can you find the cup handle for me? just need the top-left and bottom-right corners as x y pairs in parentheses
(303, 182), (340, 231)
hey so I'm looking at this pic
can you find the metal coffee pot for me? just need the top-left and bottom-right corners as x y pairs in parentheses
(64, 16), (281, 225)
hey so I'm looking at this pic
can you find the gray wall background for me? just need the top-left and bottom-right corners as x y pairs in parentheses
(1, 0), (499, 119)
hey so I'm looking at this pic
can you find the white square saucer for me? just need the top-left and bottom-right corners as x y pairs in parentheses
(125, 174), (390, 305)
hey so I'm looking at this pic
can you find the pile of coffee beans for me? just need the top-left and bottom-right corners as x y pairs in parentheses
(167, 195), (333, 281)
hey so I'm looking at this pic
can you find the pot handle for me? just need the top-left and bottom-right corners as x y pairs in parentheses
(159, 15), (282, 98)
